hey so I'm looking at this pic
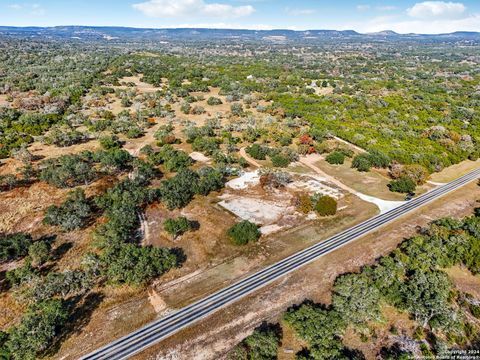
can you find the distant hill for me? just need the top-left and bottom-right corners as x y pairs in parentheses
(0, 26), (478, 43)
(367, 30), (399, 36)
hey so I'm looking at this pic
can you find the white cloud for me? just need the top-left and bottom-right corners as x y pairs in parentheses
(376, 5), (397, 11)
(8, 4), (23, 10)
(285, 7), (316, 16)
(344, 12), (480, 34)
(7, 3), (45, 15)
(407, 1), (466, 19)
(356, 4), (371, 11)
(133, 0), (255, 18)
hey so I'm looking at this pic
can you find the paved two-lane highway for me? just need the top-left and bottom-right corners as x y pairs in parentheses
(82, 168), (480, 360)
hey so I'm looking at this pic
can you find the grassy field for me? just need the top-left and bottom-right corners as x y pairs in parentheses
(430, 159), (480, 183)
(313, 158), (405, 201)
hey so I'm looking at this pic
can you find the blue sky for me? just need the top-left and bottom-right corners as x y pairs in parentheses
(1, 0), (480, 33)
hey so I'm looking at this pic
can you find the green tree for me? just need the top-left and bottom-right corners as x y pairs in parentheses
(400, 270), (452, 327)
(192, 137), (220, 156)
(94, 149), (133, 174)
(43, 189), (93, 231)
(28, 241), (51, 267)
(314, 195), (337, 216)
(102, 244), (178, 286)
(6, 299), (68, 360)
(229, 324), (281, 360)
(351, 154), (371, 172)
(326, 151), (345, 165)
(0, 233), (32, 263)
(195, 167), (225, 196)
(39, 154), (97, 188)
(160, 169), (199, 210)
(228, 221), (261, 246)
(332, 273), (381, 325)
(284, 303), (345, 351)
(389, 176), (416, 194)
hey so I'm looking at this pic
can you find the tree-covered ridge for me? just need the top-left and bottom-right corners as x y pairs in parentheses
(230, 209), (480, 359)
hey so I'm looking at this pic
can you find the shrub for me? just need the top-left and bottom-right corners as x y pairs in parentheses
(191, 105), (206, 115)
(207, 97), (222, 106)
(314, 195), (337, 216)
(192, 137), (220, 156)
(238, 157), (248, 168)
(470, 303), (480, 319)
(278, 135), (292, 146)
(228, 221), (261, 246)
(126, 127), (143, 139)
(43, 125), (85, 147)
(401, 164), (430, 185)
(230, 103), (244, 116)
(352, 154), (372, 172)
(368, 150), (391, 168)
(246, 144), (269, 160)
(270, 154), (290, 168)
(0, 174), (19, 191)
(99, 135), (122, 150)
(154, 124), (177, 145)
(326, 151), (346, 165)
(389, 176), (416, 193)
(259, 170), (291, 189)
(180, 102), (191, 114)
(164, 217), (192, 239)
(296, 194), (314, 214)
(6, 261), (36, 287)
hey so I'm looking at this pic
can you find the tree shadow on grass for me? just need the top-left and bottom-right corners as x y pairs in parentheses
(171, 247), (187, 268)
(51, 241), (73, 262)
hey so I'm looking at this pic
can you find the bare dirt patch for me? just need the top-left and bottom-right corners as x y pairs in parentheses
(0, 182), (69, 233)
(117, 75), (163, 93)
(445, 266), (480, 299)
(0, 94), (10, 107)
